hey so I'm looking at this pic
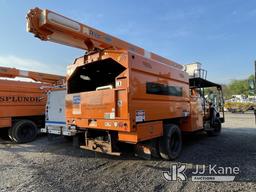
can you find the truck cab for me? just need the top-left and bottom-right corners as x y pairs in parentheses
(185, 63), (225, 135)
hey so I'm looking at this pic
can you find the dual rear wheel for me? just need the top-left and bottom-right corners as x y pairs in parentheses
(158, 121), (222, 160)
(159, 124), (182, 160)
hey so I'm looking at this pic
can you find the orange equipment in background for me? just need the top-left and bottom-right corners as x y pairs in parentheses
(0, 66), (65, 143)
(27, 8), (224, 159)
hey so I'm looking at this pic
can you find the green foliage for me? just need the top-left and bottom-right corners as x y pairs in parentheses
(248, 74), (255, 81)
(229, 80), (248, 95)
(223, 75), (255, 98)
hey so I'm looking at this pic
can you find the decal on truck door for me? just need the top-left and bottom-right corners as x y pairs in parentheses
(136, 110), (145, 122)
(72, 95), (81, 115)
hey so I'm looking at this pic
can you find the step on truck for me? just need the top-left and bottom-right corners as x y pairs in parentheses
(27, 8), (225, 159)
(0, 66), (65, 143)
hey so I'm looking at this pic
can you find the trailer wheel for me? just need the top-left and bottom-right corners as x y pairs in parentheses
(206, 118), (221, 136)
(159, 124), (182, 160)
(12, 120), (38, 143)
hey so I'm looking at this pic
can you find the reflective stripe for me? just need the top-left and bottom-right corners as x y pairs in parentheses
(45, 121), (66, 125)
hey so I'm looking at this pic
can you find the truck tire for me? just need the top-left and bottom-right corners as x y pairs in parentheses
(8, 127), (14, 141)
(73, 134), (83, 148)
(12, 120), (38, 143)
(206, 118), (221, 136)
(64, 135), (73, 142)
(159, 124), (182, 160)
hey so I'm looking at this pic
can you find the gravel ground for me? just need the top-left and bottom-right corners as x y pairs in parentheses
(0, 112), (256, 192)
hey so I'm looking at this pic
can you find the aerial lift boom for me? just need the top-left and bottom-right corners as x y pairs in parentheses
(26, 7), (182, 70)
(0, 66), (65, 85)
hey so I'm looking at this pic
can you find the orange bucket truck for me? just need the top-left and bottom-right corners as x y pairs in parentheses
(27, 8), (224, 159)
(0, 66), (65, 143)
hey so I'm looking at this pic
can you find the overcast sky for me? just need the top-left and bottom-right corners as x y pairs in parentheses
(0, 0), (255, 83)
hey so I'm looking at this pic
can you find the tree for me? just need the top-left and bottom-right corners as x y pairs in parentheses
(222, 75), (255, 98)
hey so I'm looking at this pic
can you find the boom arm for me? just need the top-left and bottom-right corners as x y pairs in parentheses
(0, 66), (65, 85)
(26, 7), (182, 70)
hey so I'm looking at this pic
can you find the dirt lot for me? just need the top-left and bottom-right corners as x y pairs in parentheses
(0, 112), (256, 192)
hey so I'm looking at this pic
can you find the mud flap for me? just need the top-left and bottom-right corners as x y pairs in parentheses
(80, 139), (121, 156)
(134, 140), (160, 160)
(80, 131), (121, 156)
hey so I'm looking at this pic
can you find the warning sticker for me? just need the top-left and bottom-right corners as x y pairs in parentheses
(136, 110), (145, 122)
(73, 95), (80, 104)
(72, 95), (81, 115)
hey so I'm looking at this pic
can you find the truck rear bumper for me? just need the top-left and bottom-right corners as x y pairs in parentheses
(80, 140), (121, 156)
(41, 126), (77, 136)
(67, 118), (131, 132)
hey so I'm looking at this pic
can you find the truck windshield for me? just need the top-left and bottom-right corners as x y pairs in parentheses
(68, 58), (126, 94)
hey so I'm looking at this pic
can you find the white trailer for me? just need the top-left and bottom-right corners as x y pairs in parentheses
(41, 88), (76, 136)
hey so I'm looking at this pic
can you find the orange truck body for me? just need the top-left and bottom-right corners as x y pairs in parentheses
(27, 8), (224, 158)
(0, 79), (46, 128)
(0, 66), (65, 143)
(65, 50), (203, 143)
